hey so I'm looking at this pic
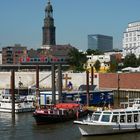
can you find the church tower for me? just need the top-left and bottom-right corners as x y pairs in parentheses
(42, 0), (56, 48)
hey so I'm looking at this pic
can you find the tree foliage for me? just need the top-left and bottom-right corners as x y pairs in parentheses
(86, 49), (103, 55)
(68, 48), (87, 72)
(137, 55), (140, 66)
(94, 60), (101, 72)
(123, 54), (137, 67)
(109, 59), (118, 72)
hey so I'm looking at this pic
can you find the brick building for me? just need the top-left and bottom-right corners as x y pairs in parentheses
(99, 73), (140, 91)
(2, 44), (27, 64)
(99, 73), (140, 106)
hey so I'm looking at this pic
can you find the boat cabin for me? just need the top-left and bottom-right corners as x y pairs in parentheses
(89, 109), (140, 124)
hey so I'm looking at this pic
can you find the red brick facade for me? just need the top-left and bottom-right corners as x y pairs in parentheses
(99, 73), (140, 90)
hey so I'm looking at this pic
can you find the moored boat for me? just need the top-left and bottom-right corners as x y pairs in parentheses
(74, 101), (140, 136)
(33, 103), (88, 125)
(0, 94), (35, 113)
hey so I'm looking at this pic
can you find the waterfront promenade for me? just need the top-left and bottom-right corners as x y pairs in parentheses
(0, 71), (99, 90)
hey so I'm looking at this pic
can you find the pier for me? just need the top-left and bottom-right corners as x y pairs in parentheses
(3, 63), (67, 117)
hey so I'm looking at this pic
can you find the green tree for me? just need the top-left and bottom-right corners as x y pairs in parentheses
(123, 54), (137, 67)
(94, 60), (101, 72)
(86, 49), (103, 55)
(86, 49), (95, 55)
(137, 55), (140, 66)
(109, 59), (118, 72)
(68, 48), (87, 72)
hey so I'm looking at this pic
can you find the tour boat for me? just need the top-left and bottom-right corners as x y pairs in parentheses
(0, 94), (35, 113)
(33, 103), (88, 125)
(74, 101), (140, 136)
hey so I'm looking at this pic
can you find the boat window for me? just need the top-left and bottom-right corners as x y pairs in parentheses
(113, 112), (119, 114)
(133, 111), (138, 113)
(127, 115), (132, 123)
(120, 112), (125, 114)
(126, 111), (132, 114)
(120, 115), (125, 123)
(5, 96), (8, 99)
(92, 114), (100, 121)
(59, 110), (63, 115)
(103, 112), (112, 114)
(101, 115), (110, 122)
(111, 115), (119, 123)
(95, 111), (101, 114)
(134, 114), (138, 122)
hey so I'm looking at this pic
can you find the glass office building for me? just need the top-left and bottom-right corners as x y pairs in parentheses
(88, 34), (113, 52)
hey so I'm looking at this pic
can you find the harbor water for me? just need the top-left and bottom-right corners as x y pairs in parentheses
(0, 112), (140, 140)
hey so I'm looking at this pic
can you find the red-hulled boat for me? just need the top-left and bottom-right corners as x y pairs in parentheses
(33, 103), (88, 125)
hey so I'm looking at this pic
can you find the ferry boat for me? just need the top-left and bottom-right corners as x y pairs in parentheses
(74, 101), (140, 136)
(33, 103), (88, 125)
(0, 94), (35, 113)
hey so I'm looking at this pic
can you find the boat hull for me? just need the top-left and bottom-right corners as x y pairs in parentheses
(33, 113), (74, 124)
(74, 121), (140, 136)
(33, 110), (88, 125)
(0, 107), (35, 113)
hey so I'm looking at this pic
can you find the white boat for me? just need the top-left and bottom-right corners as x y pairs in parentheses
(74, 102), (140, 136)
(0, 94), (35, 113)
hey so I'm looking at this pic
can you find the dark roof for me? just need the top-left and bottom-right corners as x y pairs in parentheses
(49, 44), (74, 57)
(78, 85), (97, 91)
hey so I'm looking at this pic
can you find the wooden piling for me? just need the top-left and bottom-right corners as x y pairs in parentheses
(58, 64), (62, 103)
(52, 64), (56, 105)
(86, 70), (89, 106)
(11, 70), (15, 118)
(117, 73), (120, 107)
(36, 65), (40, 108)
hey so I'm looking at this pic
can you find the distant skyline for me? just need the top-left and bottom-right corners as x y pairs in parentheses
(0, 0), (140, 51)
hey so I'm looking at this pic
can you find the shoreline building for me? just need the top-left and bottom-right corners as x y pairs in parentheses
(88, 34), (113, 52)
(2, 0), (74, 65)
(2, 44), (27, 64)
(123, 21), (140, 58)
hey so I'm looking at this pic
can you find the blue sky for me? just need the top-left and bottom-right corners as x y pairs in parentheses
(0, 0), (140, 51)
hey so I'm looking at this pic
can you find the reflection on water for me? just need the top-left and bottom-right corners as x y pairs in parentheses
(0, 112), (140, 140)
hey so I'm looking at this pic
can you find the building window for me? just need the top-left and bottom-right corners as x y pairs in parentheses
(133, 32), (136, 36)
(133, 37), (136, 41)
(134, 43), (136, 47)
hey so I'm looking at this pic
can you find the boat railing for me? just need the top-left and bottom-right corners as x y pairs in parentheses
(35, 107), (79, 117)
